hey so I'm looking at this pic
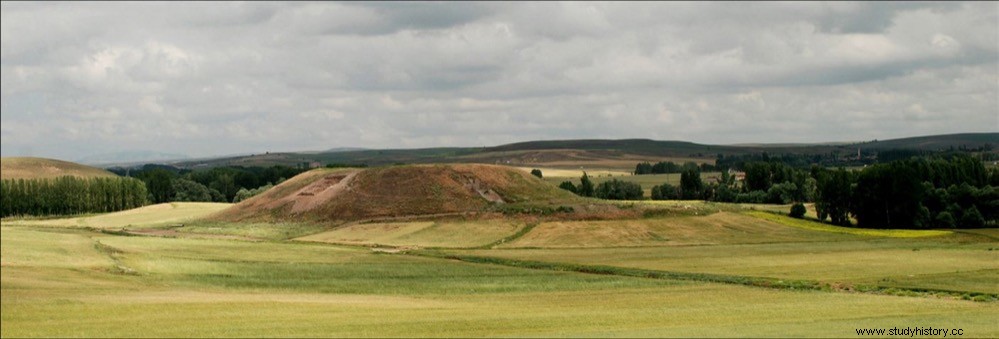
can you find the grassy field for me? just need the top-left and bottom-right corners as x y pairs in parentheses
(5, 202), (230, 229)
(297, 219), (524, 248)
(3, 201), (998, 337)
(541, 171), (724, 196)
(0, 157), (118, 180)
(4, 224), (998, 337)
(496, 212), (859, 248)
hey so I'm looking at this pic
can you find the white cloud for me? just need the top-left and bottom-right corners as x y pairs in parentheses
(1, 1), (996, 161)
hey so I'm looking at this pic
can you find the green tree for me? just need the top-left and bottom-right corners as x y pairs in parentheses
(634, 162), (653, 175)
(172, 178), (213, 202)
(210, 174), (238, 202)
(935, 211), (956, 228)
(960, 206), (985, 228)
(789, 203), (807, 219)
(651, 183), (679, 200)
(679, 167), (703, 200)
(816, 169), (852, 226)
(578, 172), (594, 197)
(530, 169), (543, 178)
(595, 179), (643, 200)
(144, 169), (175, 204)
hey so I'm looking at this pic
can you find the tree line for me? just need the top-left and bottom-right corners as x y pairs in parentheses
(815, 154), (997, 229)
(112, 164), (307, 203)
(1, 176), (147, 217)
(558, 173), (643, 200)
(634, 161), (717, 174)
(562, 153), (997, 229)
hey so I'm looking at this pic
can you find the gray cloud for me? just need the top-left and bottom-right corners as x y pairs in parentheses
(1, 1), (996, 161)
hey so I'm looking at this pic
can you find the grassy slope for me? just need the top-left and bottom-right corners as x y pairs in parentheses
(3, 225), (997, 337)
(6, 202), (230, 229)
(498, 212), (859, 248)
(0, 157), (118, 180)
(458, 211), (998, 294)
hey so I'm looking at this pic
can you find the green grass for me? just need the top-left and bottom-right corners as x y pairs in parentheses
(459, 237), (999, 294)
(3, 201), (999, 337)
(296, 219), (525, 248)
(4, 225), (998, 337)
(175, 220), (328, 240)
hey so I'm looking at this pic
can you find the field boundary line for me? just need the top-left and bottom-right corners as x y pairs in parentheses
(410, 250), (998, 302)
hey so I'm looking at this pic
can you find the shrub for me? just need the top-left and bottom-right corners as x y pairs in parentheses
(558, 181), (578, 194)
(789, 203), (807, 219)
(961, 206), (985, 228)
(530, 169), (543, 178)
(935, 211), (955, 228)
(651, 183), (679, 200)
(594, 179), (643, 200)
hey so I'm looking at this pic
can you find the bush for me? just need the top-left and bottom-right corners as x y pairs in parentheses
(935, 211), (955, 228)
(530, 169), (543, 178)
(558, 181), (578, 194)
(651, 183), (679, 200)
(789, 203), (807, 219)
(595, 179), (643, 200)
(961, 206), (985, 228)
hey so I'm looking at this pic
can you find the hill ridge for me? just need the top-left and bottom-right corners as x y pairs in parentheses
(1, 157), (118, 180)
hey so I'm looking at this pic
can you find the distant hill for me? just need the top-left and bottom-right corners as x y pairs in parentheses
(211, 164), (578, 223)
(851, 133), (997, 151)
(163, 132), (997, 170)
(1, 157), (119, 180)
(77, 151), (189, 166)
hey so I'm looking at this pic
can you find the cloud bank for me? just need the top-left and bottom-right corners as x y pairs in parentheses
(2, 2), (996, 160)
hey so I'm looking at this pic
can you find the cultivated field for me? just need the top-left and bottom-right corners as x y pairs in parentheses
(2, 199), (997, 337)
(536, 170), (725, 196)
(297, 219), (524, 248)
(7, 202), (230, 229)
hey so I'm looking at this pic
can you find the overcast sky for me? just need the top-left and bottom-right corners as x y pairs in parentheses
(2, 1), (997, 161)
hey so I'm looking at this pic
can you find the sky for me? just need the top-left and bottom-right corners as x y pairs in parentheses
(2, 1), (997, 162)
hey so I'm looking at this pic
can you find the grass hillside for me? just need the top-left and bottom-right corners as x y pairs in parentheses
(213, 164), (579, 223)
(0, 157), (118, 180)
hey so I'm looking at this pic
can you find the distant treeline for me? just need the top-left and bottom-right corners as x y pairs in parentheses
(633, 161), (717, 174)
(714, 152), (873, 170)
(629, 148), (948, 175)
(815, 154), (998, 229)
(570, 153), (998, 229)
(1, 176), (147, 217)
(710, 148), (990, 170)
(109, 164), (308, 203)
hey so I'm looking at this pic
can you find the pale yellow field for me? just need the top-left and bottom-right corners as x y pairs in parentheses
(464, 239), (999, 294)
(515, 166), (633, 178)
(745, 211), (953, 238)
(500, 212), (858, 248)
(4, 225), (997, 338)
(296, 219), (524, 248)
(7, 202), (231, 229)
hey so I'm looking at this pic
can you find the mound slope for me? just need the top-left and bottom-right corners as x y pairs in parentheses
(213, 164), (578, 223)
(0, 157), (118, 180)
